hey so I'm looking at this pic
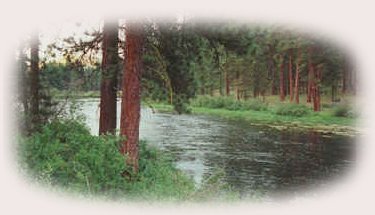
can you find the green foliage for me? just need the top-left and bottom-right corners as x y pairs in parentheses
(191, 96), (268, 112)
(40, 62), (101, 92)
(18, 120), (195, 200)
(273, 103), (311, 117)
(16, 61), (60, 134)
(240, 99), (268, 111)
(173, 95), (192, 114)
(148, 22), (202, 114)
(19, 120), (126, 196)
(331, 104), (355, 118)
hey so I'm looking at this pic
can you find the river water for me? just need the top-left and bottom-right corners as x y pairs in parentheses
(76, 99), (355, 198)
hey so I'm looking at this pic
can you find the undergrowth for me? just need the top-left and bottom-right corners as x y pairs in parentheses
(17, 120), (240, 202)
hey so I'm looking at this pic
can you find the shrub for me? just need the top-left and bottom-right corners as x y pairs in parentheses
(274, 103), (311, 117)
(191, 96), (229, 109)
(191, 96), (268, 111)
(332, 104), (355, 118)
(227, 100), (243, 111)
(242, 99), (268, 111)
(18, 120), (195, 200)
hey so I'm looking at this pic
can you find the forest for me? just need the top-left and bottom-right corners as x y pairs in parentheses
(15, 17), (357, 201)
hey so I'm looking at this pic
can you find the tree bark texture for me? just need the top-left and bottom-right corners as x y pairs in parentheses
(288, 50), (294, 102)
(279, 55), (285, 101)
(225, 71), (230, 96)
(307, 56), (313, 103)
(294, 50), (300, 104)
(120, 22), (143, 173)
(99, 20), (119, 135)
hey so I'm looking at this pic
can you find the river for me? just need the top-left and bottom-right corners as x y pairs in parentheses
(76, 98), (355, 198)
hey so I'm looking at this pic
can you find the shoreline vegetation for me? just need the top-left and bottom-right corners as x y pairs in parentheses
(18, 120), (241, 202)
(150, 97), (357, 137)
(19, 91), (356, 201)
(52, 91), (357, 137)
(152, 103), (357, 137)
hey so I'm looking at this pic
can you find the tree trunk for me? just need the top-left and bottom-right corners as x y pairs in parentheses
(219, 69), (224, 96)
(120, 22), (143, 173)
(312, 64), (321, 112)
(215, 48), (224, 96)
(235, 71), (240, 100)
(99, 20), (119, 135)
(342, 62), (347, 94)
(331, 84), (336, 103)
(279, 55), (285, 101)
(294, 50), (300, 104)
(288, 50), (294, 102)
(225, 71), (230, 96)
(19, 45), (29, 117)
(307, 56), (314, 103)
(315, 66), (322, 111)
(30, 32), (40, 128)
(271, 59), (277, 95)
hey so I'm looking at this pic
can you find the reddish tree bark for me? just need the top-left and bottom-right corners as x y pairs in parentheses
(313, 65), (322, 112)
(288, 50), (294, 102)
(30, 32), (40, 127)
(99, 20), (119, 135)
(120, 22), (143, 173)
(279, 55), (285, 101)
(294, 49), (301, 104)
(308, 45), (322, 112)
(307, 55), (314, 103)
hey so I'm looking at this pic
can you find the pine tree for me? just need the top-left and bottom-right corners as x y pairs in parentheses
(99, 20), (120, 135)
(120, 22), (144, 173)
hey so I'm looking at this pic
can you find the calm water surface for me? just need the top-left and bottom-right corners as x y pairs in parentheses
(76, 99), (355, 198)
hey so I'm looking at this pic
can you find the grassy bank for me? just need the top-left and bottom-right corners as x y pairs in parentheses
(18, 120), (239, 202)
(151, 96), (357, 136)
(51, 90), (101, 99)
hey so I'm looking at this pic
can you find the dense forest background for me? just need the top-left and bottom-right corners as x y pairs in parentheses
(16, 19), (356, 116)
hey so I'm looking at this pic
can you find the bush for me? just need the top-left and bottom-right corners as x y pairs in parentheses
(274, 103), (311, 117)
(191, 96), (268, 111)
(191, 96), (228, 109)
(332, 104), (355, 118)
(173, 95), (192, 114)
(242, 99), (268, 111)
(18, 120), (195, 200)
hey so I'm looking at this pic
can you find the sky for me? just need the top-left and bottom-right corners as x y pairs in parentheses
(37, 18), (102, 61)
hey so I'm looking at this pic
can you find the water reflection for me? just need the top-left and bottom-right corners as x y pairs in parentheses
(77, 99), (355, 197)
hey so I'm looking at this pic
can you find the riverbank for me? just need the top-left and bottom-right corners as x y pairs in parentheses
(151, 103), (358, 137)
(51, 90), (101, 99)
(18, 120), (240, 202)
(50, 91), (358, 136)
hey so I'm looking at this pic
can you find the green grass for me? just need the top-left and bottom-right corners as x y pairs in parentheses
(149, 102), (175, 113)
(150, 96), (357, 136)
(192, 106), (353, 126)
(51, 90), (101, 99)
